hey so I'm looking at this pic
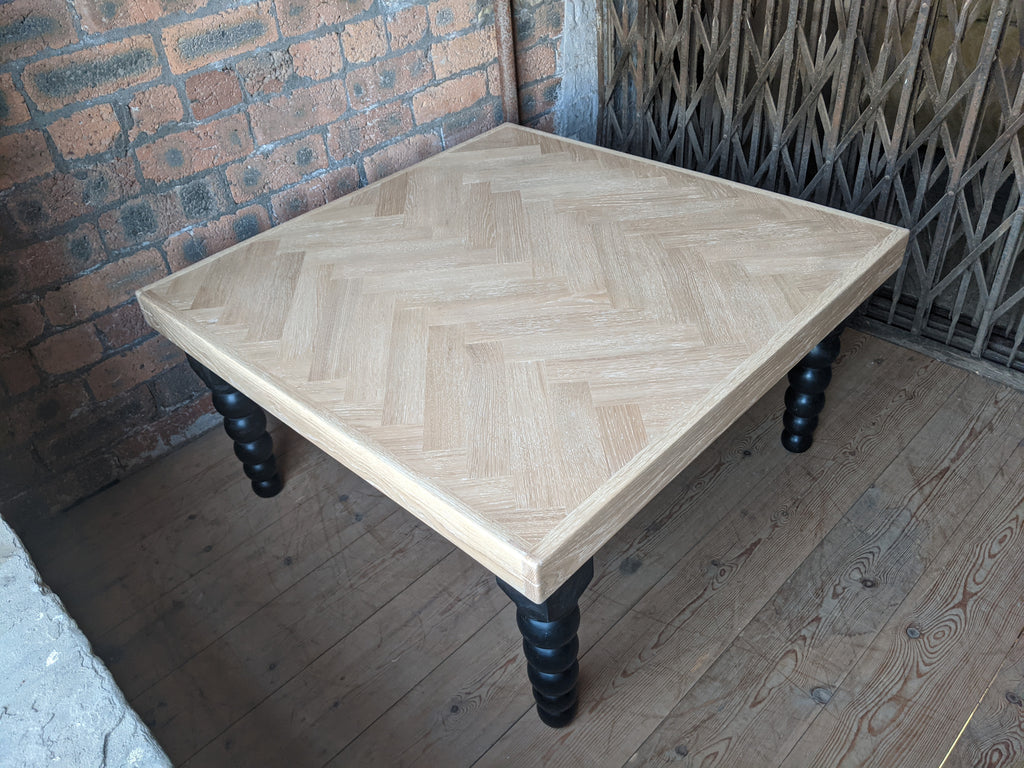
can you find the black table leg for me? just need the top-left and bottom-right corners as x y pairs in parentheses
(187, 356), (283, 498)
(497, 559), (594, 728)
(781, 327), (843, 453)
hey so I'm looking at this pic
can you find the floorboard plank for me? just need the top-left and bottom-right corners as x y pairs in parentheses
(25, 422), (325, 638)
(624, 375), (1024, 766)
(132, 507), (454, 764)
(780, 441), (1024, 767)
(183, 550), (509, 768)
(344, 338), (962, 766)
(21, 334), (1024, 768)
(943, 636), (1024, 768)
(99, 474), (401, 700)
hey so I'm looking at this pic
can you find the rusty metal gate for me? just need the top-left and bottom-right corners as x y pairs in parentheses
(599, 0), (1024, 376)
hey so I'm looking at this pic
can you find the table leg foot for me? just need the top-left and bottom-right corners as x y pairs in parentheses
(497, 559), (594, 728)
(187, 356), (283, 498)
(781, 327), (842, 453)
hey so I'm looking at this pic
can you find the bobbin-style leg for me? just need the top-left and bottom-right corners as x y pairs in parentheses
(781, 327), (843, 453)
(497, 559), (594, 728)
(187, 356), (283, 498)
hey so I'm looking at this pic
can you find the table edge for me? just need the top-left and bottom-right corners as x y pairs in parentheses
(527, 227), (909, 596)
(135, 125), (912, 601)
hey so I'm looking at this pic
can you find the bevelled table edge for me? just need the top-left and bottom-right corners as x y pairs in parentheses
(137, 224), (907, 602)
(136, 287), (550, 597)
(135, 125), (911, 603)
(526, 226), (909, 597)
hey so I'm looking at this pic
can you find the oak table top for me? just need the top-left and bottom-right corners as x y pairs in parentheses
(138, 124), (907, 603)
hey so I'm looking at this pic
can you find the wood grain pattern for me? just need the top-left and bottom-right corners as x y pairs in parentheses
(133, 504), (453, 761)
(27, 419), (331, 642)
(24, 333), (1024, 766)
(944, 637), (1024, 768)
(184, 550), (507, 768)
(624, 375), (1024, 767)
(782, 448), (1024, 767)
(476, 345), (966, 767)
(138, 123), (907, 601)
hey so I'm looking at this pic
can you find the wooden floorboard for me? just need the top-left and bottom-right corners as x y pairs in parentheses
(16, 331), (1024, 767)
(476, 334), (966, 767)
(944, 634), (1024, 768)
(626, 375), (1024, 766)
(781, 443), (1024, 768)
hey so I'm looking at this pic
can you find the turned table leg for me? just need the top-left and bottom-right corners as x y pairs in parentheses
(187, 356), (283, 498)
(781, 327), (843, 453)
(497, 559), (594, 728)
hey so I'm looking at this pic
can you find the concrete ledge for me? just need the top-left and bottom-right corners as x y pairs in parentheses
(0, 517), (171, 768)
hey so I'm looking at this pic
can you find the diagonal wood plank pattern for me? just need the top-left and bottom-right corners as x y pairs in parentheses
(138, 124), (906, 601)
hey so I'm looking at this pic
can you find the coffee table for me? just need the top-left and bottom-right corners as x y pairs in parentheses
(137, 124), (907, 728)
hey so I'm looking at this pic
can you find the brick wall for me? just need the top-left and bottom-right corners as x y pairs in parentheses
(0, 0), (564, 531)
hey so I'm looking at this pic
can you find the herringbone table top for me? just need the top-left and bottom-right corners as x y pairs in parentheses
(138, 124), (907, 601)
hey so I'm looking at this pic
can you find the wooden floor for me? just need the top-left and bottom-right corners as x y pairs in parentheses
(19, 329), (1024, 767)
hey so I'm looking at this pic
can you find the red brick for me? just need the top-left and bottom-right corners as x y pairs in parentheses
(519, 76), (561, 122)
(0, 74), (30, 128)
(484, 60), (502, 97)
(75, 0), (211, 34)
(225, 134), (328, 203)
(290, 34), (343, 81)
(516, 42), (557, 85)
(47, 104), (122, 161)
(342, 17), (386, 64)
(431, 27), (496, 79)
(363, 132), (442, 184)
(22, 35), (160, 112)
(347, 50), (433, 111)
(0, 0), (77, 60)
(0, 303), (46, 352)
(4, 159), (139, 234)
(429, 0), (485, 35)
(412, 71), (487, 124)
(150, 364), (206, 411)
(149, 360), (201, 408)
(248, 80), (347, 145)
(2, 225), (105, 302)
(0, 350), (41, 397)
(0, 131), (55, 188)
(98, 192), (189, 249)
(95, 301), (149, 350)
(87, 335), (182, 401)
(328, 100), (414, 158)
(277, 0), (373, 37)
(165, 205), (270, 271)
(39, 453), (123, 513)
(185, 69), (243, 121)
(5, 380), (91, 445)
(387, 6), (428, 50)
(113, 394), (216, 468)
(136, 113), (253, 182)
(42, 249), (167, 326)
(525, 110), (555, 133)
(176, 175), (227, 221)
(270, 166), (359, 223)
(234, 50), (293, 97)
(129, 84), (184, 141)
(32, 324), (104, 374)
(439, 98), (501, 146)
(35, 386), (156, 468)
(162, 2), (277, 75)
(512, 0), (563, 48)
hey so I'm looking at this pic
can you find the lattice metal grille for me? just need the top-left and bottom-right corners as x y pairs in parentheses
(599, 0), (1024, 372)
